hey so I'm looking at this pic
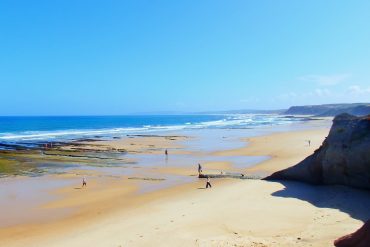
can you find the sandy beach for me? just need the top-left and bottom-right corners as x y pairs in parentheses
(1, 120), (370, 247)
(3, 1), (370, 246)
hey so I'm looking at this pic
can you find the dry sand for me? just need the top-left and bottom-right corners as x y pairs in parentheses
(2, 124), (370, 247)
(35, 180), (368, 247)
(216, 128), (331, 175)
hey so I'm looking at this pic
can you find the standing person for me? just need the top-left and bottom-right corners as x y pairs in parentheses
(82, 176), (87, 187)
(198, 163), (202, 175)
(308, 140), (311, 146)
(206, 177), (212, 188)
(165, 149), (168, 156)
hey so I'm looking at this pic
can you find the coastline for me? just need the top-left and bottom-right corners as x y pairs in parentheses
(2, 118), (369, 246)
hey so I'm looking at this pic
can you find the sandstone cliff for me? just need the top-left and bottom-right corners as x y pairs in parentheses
(334, 220), (370, 247)
(265, 113), (370, 190)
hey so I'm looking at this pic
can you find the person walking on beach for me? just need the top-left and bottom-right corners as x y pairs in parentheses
(198, 163), (202, 175)
(206, 177), (212, 188)
(165, 149), (168, 156)
(82, 177), (87, 187)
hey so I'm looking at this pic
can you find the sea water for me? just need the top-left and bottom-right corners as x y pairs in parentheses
(0, 114), (302, 145)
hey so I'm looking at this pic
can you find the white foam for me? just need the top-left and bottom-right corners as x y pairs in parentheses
(0, 114), (299, 142)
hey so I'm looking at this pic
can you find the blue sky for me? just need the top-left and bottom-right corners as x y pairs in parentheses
(0, 0), (369, 115)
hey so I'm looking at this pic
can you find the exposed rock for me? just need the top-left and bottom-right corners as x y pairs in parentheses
(265, 114), (370, 190)
(198, 173), (260, 179)
(334, 220), (370, 247)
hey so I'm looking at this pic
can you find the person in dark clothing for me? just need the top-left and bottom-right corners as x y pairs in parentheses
(206, 177), (212, 188)
(198, 163), (202, 175)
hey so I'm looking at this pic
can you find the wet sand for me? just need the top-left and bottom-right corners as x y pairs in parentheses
(1, 119), (369, 247)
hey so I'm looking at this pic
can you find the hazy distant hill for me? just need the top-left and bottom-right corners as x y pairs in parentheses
(197, 109), (285, 114)
(132, 103), (369, 116)
(284, 103), (370, 116)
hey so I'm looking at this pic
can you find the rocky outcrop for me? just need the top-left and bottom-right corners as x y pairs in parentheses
(334, 220), (370, 247)
(265, 114), (370, 190)
(198, 173), (259, 179)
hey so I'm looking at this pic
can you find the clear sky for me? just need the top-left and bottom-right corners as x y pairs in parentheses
(0, 0), (369, 115)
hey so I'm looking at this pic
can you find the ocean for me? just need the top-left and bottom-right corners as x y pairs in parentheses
(0, 114), (302, 145)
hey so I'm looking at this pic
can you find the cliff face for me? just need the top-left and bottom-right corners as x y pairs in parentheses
(265, 114), (370, 190)
(283, 103), (370, 116)
(317, 105), (370, 117)
(334, 220), (370, 247)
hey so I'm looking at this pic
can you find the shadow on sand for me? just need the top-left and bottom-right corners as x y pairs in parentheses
(270, 181), (370, 222)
